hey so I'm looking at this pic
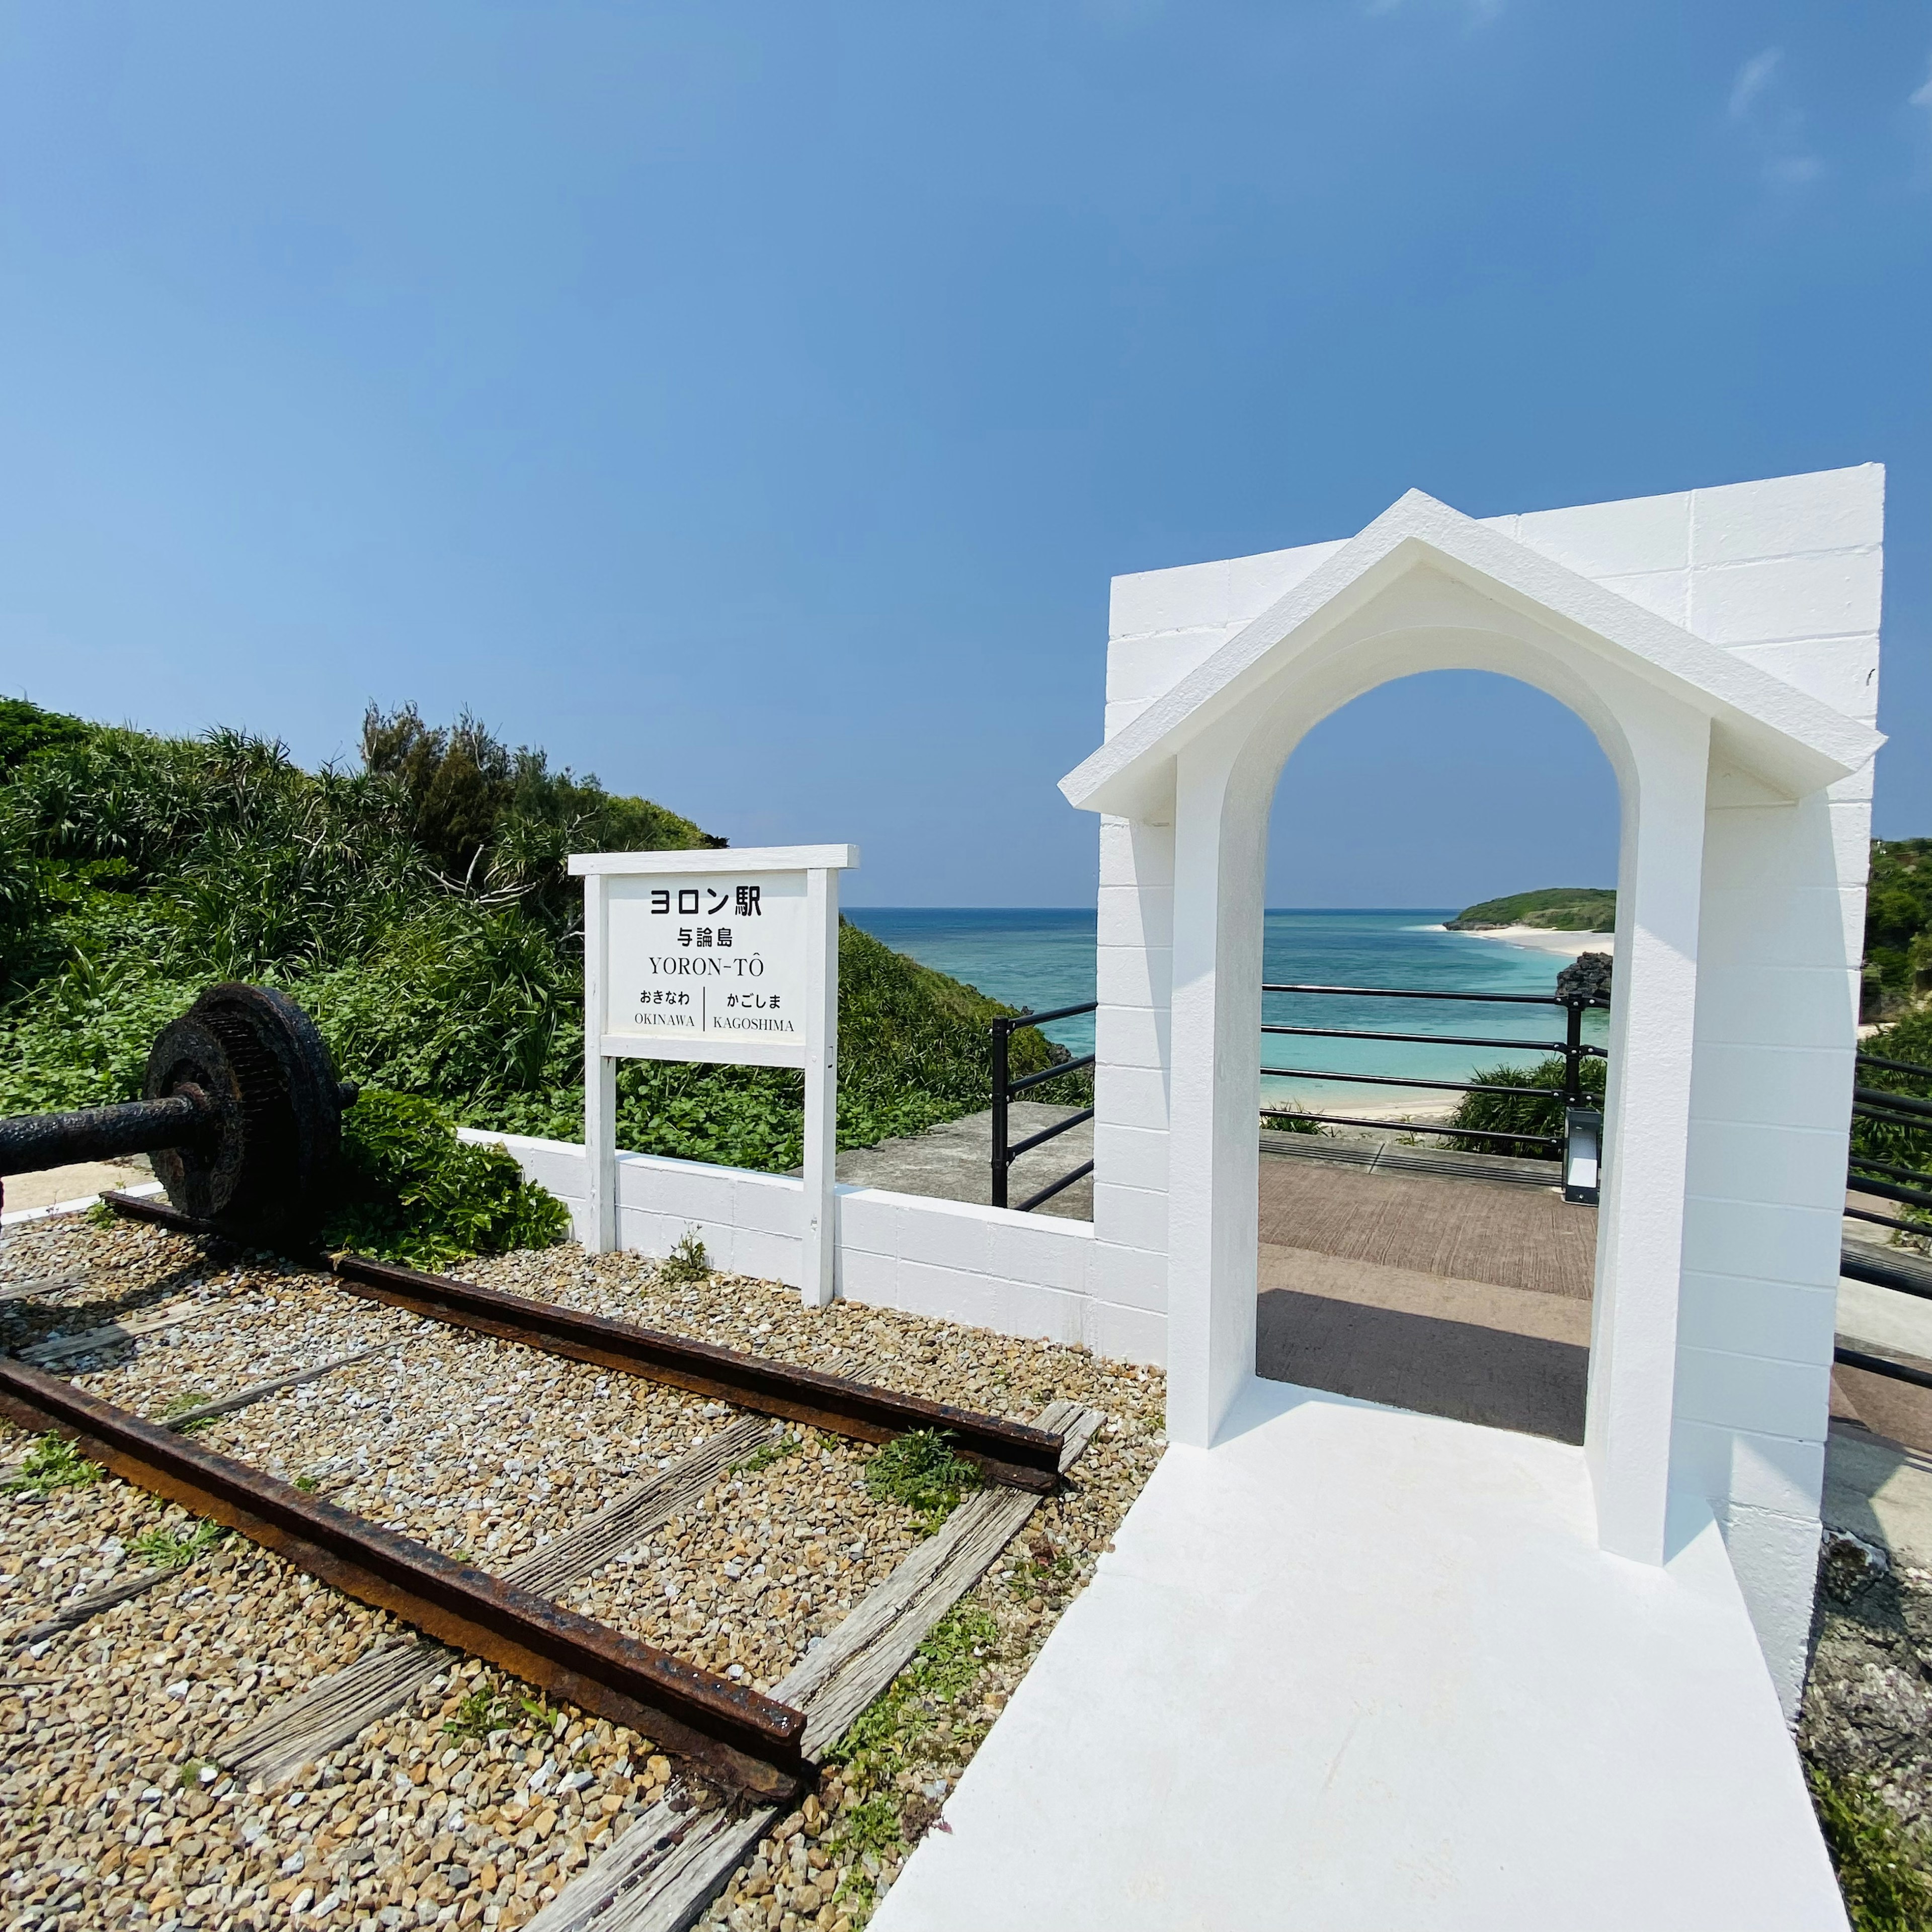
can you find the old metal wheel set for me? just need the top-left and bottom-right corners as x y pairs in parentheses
(0, 981), (355, 1241)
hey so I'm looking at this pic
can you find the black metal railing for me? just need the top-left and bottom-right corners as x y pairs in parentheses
(1837, 1048), (1932, 1391)
(1258, 981), (1607, 1160)
(1846, 1053), (1932, 1234)
(990, 1001), (1098, 1212)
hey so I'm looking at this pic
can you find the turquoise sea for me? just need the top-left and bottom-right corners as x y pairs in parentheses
(844, 907), (1609, 1115)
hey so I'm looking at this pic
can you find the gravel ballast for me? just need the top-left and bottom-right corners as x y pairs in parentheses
(0, 1215), (1166, 1931)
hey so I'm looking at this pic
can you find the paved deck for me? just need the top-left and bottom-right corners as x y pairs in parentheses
(1255, 1141), (1594, 1441)
(873, 1376), (1846, 1932)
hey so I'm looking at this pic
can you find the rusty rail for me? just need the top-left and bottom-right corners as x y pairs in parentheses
(0, 1356), (808, 1800)
(97, 1190), (1067, 1487)
(328, 1253), (1066, 1492)
(102, 1188), (210, 1233)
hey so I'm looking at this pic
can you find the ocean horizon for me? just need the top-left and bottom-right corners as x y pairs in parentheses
(843, 906), (1608, 1116)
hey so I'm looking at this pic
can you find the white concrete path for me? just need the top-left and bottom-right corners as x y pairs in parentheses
(874, 1378), (1846, 1932)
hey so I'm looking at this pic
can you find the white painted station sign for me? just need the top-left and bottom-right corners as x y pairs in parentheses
(602, 868), (811, 1063)
(568, 844), (859, 1306)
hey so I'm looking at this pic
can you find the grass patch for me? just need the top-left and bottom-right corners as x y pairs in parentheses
(129, 1519), (226, 1569)
(863, 1431), (982, 1533)
(442, 1676), (558, 1742)
(828, 1795), (906, 1921)
(4, 1433), (101, 1493)
(729, 1431), (800, 1478)
(1261, 1110), (1325, 1135)
(659, 1228), (710, 1285)
(824, 1601), (1002, 1920)
(156, 1390), (220, 1432)
(1809, 1764), (1932, 1931)
(828, 1600), (997, 1792)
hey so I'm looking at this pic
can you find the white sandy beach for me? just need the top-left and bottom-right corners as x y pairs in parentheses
(1261, 1091), (1461, 1125)
(1430, 923), (1616, 959)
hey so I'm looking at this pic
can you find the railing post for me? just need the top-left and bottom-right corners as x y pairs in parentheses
(990, 1017), (1011, 1210)
(1563, 997), (1586, 1107)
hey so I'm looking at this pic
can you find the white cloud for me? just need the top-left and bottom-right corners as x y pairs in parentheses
(1729, 46), (1782, 121)
(1911, 55), (1932, 110)
(1723, 43), (1821, 185)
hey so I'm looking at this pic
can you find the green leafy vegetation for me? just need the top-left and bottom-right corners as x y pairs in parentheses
(4, 1433), (102, 1493)
(0, 697), (1081, 1223)
(1808, 1765), (1932, 1932)
(1863, 840), (1932, 1020)
(441, 1675), (558, 1743)
(825, 1599), (1002, 1916)
(659, 1227), (711, 1284)
(1260, 1110), (1326, 1135)
(319, 1087), (570, 1266)
(1443, 1054), (1607, 1156)
(1447, 886), (1617, 932)
(862, 1430), (983, 1533)
(128, 1519), (227, 1568)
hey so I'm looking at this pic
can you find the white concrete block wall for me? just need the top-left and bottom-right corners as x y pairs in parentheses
(1093, 815), (1175, 1342)
(1670, 464), (1882, 1715)
(458, 1129), (1165, 1366)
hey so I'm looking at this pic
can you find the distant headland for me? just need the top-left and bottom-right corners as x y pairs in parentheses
(1446, 887), (1617, 933)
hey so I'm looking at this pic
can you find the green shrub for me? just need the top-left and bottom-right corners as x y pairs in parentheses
(0, 696), (1082, 1207)
(1261, 1111), (1325, 1135)
(320, 1088), (570, 1267)
(0, 695), (94, 773)
(659, 1228), (710, 1283)
(1443, 1054), (1606, 1156)
(1863, 840), (1932, 1012)
(863, 1429), (983, 1532)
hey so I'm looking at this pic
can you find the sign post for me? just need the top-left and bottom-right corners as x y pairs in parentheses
(568, 844), (858, 1308)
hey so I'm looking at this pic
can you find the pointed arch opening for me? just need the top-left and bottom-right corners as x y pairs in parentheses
(1250, 670), (1620, 1443)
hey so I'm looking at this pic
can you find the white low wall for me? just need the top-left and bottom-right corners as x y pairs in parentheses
(460, 1129), (1166, 1365)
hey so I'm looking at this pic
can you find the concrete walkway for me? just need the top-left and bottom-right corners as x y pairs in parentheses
(0, 1154), (151, 1216)
(835, 1103), (1093, 1219)
(873, 1377), (1847, 1932)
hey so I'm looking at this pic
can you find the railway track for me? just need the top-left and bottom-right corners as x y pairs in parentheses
(4, 1191), (1101, 1926)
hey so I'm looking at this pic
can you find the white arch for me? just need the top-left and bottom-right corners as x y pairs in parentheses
(1061, 474), (1885, 1712)
(1163, 571), (1711, 1566)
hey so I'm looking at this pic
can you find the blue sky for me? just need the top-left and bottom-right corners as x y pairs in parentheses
(0, 2), (1924, 907)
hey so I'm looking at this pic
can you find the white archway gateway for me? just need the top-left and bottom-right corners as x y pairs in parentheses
(1060, 470), (1885, 1709)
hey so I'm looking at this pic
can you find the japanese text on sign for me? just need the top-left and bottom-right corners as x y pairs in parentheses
(602, 871), (807, 1056)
